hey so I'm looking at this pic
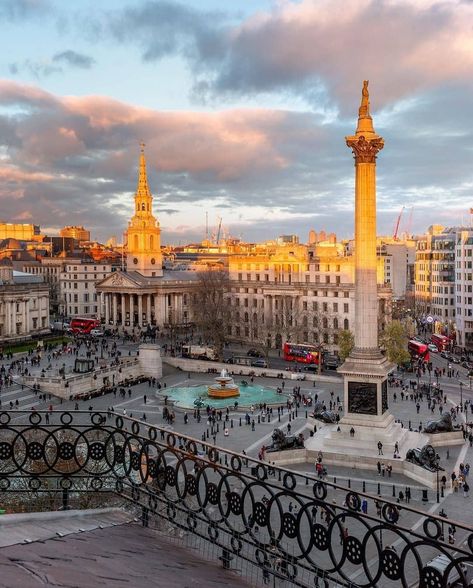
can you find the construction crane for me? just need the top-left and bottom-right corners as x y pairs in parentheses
(216, 216), (223, 245)
(393, 206), (404, 240)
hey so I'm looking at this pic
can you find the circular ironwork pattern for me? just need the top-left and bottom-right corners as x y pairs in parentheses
(58, 442), (74, 461)
(89, 442), (105, 461)
(254, 502), (268, 527)
(0, 442), (12, 460)
(381, 549), (401, 581)
(345, 536), (363, 565)
(282, 512), (297, 538)
(312, 523), (329, 551)
(27, 442), (44, 461)
(2, 410), (473, 588)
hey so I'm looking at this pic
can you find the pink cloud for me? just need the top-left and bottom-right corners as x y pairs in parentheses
(2, 81), (296, 179)
(193, 0), (473, 109)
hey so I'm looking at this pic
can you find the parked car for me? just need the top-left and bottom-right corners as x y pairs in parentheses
(247, 348), (265, 358)
(451, 357), (460, 364)
(428, 344), (438, 353)
(461, 361), (473, 370)
(251, 359), (268, 368)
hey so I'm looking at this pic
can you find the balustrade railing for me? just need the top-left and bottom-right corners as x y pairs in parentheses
(1, 410), (472, 587)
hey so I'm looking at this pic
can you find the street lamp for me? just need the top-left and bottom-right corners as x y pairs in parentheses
(460, 381), (463, 411)
(436, 453), (440, 503)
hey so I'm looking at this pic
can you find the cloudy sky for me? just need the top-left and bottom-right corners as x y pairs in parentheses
(1, 0), (473, 245)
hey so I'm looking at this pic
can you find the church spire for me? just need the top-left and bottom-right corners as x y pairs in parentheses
(136, 141), (151, 199)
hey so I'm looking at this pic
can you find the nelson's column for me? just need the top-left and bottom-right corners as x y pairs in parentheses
(338, 81), (396, 436)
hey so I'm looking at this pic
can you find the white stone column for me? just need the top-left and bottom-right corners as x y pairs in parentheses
(146, 294), (151, 325)
(24, 299), (30, 334)
(121, 293), (126, 326)
(138, 294), (143, 327)
(105, 293), (110, 324)
(4, 301), (11, 336)
(130, 294), (134, 326)
(112, 293), (118, 325)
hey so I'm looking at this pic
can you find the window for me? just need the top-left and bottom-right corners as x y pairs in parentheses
(323, 302), (328, 312)
(333, 303), (338, 312)
(333, 318), (339, 329)
(303, 301), (308, 310)
(344, 319), (349, 330)
(322, 317), (328, 329)
(344, 303), (349, 313)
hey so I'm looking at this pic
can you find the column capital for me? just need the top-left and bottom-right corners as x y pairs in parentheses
(346, 135), (384, 164)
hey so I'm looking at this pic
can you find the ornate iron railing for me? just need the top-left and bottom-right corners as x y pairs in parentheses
(1, 410), (472, 587)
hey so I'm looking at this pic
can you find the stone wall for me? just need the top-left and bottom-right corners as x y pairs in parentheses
(163, 357), (339, 384)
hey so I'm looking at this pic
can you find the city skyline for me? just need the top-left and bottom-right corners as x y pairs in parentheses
(1, 0), (473, 244)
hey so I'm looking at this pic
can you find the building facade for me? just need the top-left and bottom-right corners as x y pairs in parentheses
(60, 260), (114, 318)
(0, 262), (50, 342)
(415, 225), (456, 333)
(59, 226), (91, 242)
(227, 241), (391, 353)
(455, 229), (473, 348)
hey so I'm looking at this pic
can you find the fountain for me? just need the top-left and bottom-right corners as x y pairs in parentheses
(207, 368), (240, 399)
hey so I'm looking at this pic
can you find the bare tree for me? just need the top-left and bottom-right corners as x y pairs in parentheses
(189, 269), (231, 360)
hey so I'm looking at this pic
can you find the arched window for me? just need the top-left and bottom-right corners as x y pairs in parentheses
(333, 318), (339, 330)
(244, 312), (249, 323)
(313, 317), (318, 328)
(149, 235), (154, 250)
(344, 319), (349, 330)
(322, 317), (328, 329)
(253, 313), (258, 323)
(302, 315), (308, 327)
(141, 203), (146, 211)
(235, 311), (240, 322)
(134, 234), (139, 250)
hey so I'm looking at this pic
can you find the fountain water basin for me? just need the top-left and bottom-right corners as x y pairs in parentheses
(207, 369), (240, 399)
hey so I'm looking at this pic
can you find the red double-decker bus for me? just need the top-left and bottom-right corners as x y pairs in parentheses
(70, 317), (100, 335)
(283, 343), (320, 365)
(430, 333), (450, 351)
(408, 340), (430, 363)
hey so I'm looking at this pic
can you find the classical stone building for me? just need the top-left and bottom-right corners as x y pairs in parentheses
(227, 240), (391, 354)
(96, 147), (197, 330)
(0, 261), (50, 342)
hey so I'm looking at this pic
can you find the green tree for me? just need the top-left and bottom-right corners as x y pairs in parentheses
(380, 320), (410, 366)
(338, 329), (355, 361)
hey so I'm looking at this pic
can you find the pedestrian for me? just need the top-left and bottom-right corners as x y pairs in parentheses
(377, 441), (383, 455)
(377, 461), (382, 476)
(463, 481), (470, 498)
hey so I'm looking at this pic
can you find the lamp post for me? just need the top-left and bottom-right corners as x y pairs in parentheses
(436, 453), (440, 504)
(460, 381), (463, 411)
